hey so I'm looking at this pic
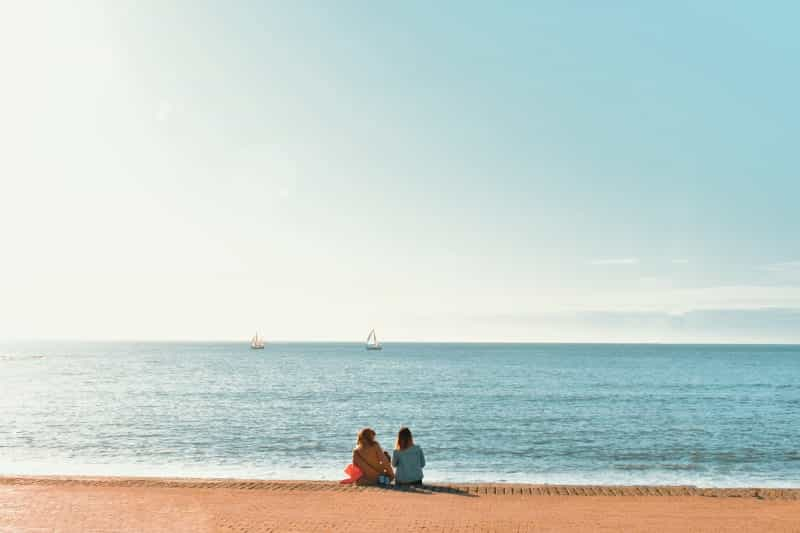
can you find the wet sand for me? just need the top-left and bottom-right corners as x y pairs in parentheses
(1, 476), (799, 532)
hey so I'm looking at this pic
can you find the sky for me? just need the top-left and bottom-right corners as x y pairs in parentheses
(1, 1), (799, 342)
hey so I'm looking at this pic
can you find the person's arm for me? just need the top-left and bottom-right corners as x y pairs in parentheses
(354, 448), (383, 483)
(377, 445), (395, 478)
(419, 447), (425, 468)
(392, 449), (399, 467)
(354, 450), (375, 473)
(353, 450), (366, 472)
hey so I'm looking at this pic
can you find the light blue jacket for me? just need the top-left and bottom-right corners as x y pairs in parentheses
(392, 444), (425, 483)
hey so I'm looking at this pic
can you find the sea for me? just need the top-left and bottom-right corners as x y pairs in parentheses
(2, 341), (799, 487)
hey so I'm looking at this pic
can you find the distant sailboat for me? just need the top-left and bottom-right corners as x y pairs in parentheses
(251, 332), (265, 349)
(366, 329), (382, 351)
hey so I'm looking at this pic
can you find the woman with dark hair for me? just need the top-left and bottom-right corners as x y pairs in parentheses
(391, 427), (425, 486)
(352, 427), (394, 485)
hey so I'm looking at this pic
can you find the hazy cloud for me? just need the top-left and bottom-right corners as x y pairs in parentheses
(764, 261), (800, 272)
(475, 307), (800, 343)
(589, 258), (639, 266)
(156, 100), (172, 122)
(763, 261), (800, 282)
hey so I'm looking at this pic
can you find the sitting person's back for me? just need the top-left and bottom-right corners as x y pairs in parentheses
(391, 427), (425, 485)
(352, 427), (394, 485)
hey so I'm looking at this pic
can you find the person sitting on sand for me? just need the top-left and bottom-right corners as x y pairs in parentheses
(352, 427), (394, 485)
(391, 427), (425, 486)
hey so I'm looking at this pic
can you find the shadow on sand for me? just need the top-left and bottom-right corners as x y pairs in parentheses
(382, 484), (476, 497)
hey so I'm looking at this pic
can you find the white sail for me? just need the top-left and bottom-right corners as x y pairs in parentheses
(251, 332), (265, 349)
(366, 329), (382, 350)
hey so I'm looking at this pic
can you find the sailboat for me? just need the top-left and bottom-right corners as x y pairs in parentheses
(366, 329), (382, 351)
(250, 332), (265, 349)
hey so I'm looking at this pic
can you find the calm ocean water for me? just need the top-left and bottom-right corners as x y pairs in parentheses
(2, 342), (799, 487)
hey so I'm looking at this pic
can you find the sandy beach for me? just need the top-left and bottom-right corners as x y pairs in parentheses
(1, 477), (799, 532)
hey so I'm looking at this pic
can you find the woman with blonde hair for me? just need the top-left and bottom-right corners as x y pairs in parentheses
(391, 427), (425, 486)
(352, 427), (394, 485)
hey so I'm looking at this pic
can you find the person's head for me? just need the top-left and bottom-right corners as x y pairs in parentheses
(395, 427), (414, 450)
(356, 427), (377, 448)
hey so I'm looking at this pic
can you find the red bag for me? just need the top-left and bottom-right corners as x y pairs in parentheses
(340, 463), (363, 484)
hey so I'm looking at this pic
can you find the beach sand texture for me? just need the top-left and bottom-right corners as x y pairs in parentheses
(1, 477), (800, 532)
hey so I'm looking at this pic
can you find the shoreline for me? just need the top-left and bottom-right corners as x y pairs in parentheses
(2, 475), (800, 499)
(2, 476), (799, 532)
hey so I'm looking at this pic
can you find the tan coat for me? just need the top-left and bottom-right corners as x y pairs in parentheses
(352, 443), (394, 485)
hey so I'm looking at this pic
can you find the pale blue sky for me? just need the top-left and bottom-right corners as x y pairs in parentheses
(1, 1), (799, 341)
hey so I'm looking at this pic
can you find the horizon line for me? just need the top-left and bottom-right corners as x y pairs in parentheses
(2, 338), (800, 346)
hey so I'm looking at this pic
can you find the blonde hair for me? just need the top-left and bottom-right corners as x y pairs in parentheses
(356, 427), (377, 448)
